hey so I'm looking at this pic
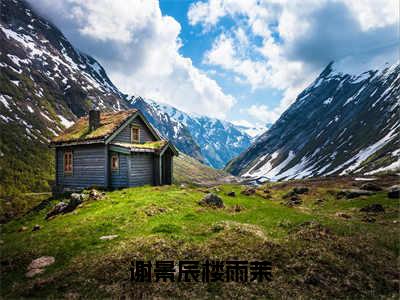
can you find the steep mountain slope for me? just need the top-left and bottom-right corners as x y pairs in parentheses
(130, 97), (253, 169)
(0, 0), (129, 196)
(226, 62), (400, 181)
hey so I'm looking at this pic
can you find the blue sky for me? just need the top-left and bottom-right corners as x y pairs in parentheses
(29, 0), (399, 129)
(159, 0), (283, 125)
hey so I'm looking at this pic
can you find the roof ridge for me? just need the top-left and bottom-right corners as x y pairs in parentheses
(51, 109), (139, 144)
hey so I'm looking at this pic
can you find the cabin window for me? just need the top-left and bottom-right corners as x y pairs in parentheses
(111, 154), (119, 171)
(131, 126), (140, 143)
(64, 150), (73, 174)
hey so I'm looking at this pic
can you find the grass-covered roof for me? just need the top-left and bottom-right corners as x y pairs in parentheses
(111, 141), (168, 152)
(51, 109), (137, 144)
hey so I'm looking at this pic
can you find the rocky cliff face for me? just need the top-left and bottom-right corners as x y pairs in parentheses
(226, 62), (400, 181)
(130, 97), (253, 169)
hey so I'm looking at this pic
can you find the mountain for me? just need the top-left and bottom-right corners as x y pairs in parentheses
(130, 97), (253, 169)
(0, 0), (130, 196)
(226, 62), (400, 181)
(0, 0), (247, 198)
(233, 122), (271, 139)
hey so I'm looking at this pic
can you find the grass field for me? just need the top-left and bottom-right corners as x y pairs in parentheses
(0, 152), (229, 223)
(0, 177), (399, 298)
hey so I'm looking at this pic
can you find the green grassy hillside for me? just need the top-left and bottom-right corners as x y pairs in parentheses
(173, 153), (234, 186)
(0, 151), (227, 222)
(1, 177), (398, 298)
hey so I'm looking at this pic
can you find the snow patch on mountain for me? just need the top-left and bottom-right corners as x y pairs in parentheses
(57, 115), (74, 128)
(0, 95), (11, 110)
(340, 124), (399, 175)
(365, 159), (400, 175)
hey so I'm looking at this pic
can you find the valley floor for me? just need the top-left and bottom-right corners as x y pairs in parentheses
(0, 176), (399, 298)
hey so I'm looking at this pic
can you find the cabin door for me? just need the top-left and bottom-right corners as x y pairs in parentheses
(161, 151), (172, 185)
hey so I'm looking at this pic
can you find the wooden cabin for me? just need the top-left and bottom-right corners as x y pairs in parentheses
(50, 109), (178, 193)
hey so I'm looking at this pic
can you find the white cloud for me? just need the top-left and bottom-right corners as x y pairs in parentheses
(72, 0), (159, 43)
(189, 0), (398, 31)
(345, 0), (399, 30)
(28, 0), (235, 119)
(188, 0), (267, 28)
(190, 0), (399, 113)
(204, 33), (271, 89)
(246, 104), (280, 123)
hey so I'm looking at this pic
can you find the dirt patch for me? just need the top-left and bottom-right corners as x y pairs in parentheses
(241, 187), (256, 196)
(290, 221), (333, 241)
(211, 221), (268, 240)
(144, 205), (169, 216)
(282, 195), (302, 207)
(227, 204), (245, 213)
(335, 212), (352, 219)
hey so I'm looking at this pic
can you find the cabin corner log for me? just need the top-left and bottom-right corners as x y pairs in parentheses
(54, 148), (59, 186)
(104, 144), (110, 189)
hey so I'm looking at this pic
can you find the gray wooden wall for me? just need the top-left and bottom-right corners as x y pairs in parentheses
(128, 153), (154, 186)
(113, 116), (156, 143)
(56, 145), (106, 189)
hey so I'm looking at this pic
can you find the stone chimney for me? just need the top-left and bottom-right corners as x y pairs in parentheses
(89, 109), (100, 131)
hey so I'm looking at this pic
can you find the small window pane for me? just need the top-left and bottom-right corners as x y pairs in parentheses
(111, 154), (119, 170)
(64, 151), (73, 174)
(131, 127), (140, 143)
